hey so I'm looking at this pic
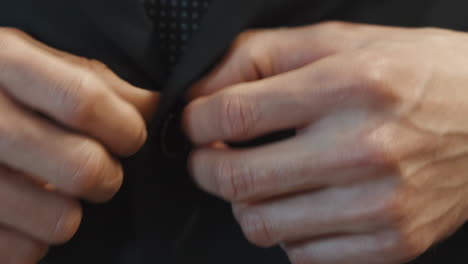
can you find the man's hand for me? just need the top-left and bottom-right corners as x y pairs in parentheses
(0, 28), (158, 263)
(184, 22), (468, 263)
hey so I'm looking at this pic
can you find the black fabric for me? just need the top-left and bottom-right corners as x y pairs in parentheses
(0, 0), (467, 263)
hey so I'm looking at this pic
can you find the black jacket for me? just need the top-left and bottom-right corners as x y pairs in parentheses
(1, 0), (468, 263)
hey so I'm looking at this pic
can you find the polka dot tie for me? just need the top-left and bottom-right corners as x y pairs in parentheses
(142, 0), (212, 73)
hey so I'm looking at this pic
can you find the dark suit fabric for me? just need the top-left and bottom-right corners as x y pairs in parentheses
(0, 0), (467, 263)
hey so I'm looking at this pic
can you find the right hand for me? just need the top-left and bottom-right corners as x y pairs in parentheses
(0, 27), (159, 263)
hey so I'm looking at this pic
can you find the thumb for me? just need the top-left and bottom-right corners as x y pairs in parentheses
(92, 64), (160, 123)
(113, 84), (160, 123)
(187, 22), (363, 100)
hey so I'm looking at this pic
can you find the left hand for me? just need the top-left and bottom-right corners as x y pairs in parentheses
(183, 22), (468, 264)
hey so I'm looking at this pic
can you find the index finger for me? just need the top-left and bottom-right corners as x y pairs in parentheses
(187, 21), (382, 100)
(16, 32), (161, 122)
(0, 28), (149, 156)
(189, 131), (384, 202)
(184, 53), (353, 145)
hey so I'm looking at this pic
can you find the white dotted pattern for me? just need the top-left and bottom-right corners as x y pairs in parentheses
(142, 0), (211, 72)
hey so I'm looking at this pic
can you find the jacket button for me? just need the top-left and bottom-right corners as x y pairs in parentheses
(159, 111), (192, 159)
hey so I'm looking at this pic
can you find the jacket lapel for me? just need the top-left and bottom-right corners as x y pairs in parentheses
(77, 0), (165, 86)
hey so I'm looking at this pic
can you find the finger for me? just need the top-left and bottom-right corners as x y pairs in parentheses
(189, 114), (388, 202)
(184, 50), (389, 145)
(187, 21), (387, 99)
(0, 92), (123, 202)
(12, 32), (161, 122)
(0, 228), (48, 264)
(285, 231), (424, 264)
(0, 28), (148, 156)
(232, 177), (400, 247)
(91, 65), (160, 122)
(184, 60), (322, 145)
(0, 166), (81, 245)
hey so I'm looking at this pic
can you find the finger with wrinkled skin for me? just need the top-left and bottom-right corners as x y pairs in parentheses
(285, 230), (428, 264)
(232, 177), (400, 247)
(189, 108), (390, 202)
(0, 166), (82, 245)
(184, 51), (394, 146)
(9, 30), (161, 122)
(0, 227), (49, 264)
(0, 92), (123, 202)
(187, 21), (389, 100)
(0, 27), (149, 156)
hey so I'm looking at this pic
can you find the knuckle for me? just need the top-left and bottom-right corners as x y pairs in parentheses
(122, 136), (145, 158)
(75, 58), (118, 81)
(287, 247), (314, 264)
(390, 227), (431, 262)
(239, 29), (277, 78)
(15, 243), (49, 264)
(317, 21), (353, 33)
(0, 27), (27, 37)
(398, 234), (428, 262)
(313, 21), (364, 41)
(0, 27), (27, 47)
(57, 70), (104, 128)
(0, 28), (30, 68)
(80, 58), (109, 73)
(234, 29), (264, 47)
(36, 248), (50, 263)
(217, 159), (255, 201)
(62, 55), (110, 75)
(397, 240), (426, 262)
(123, 118), (148, 156)
(358, 126), (398, 167)
(68, 140), (108, 196)
(48, 200), (82, 244)
(375, 198), (405, 227)
(359, 188), (405, 228)
(0, 111), (16, 152)
(375, 231), (426, 262)
(418, 27), (453, 42)
(361, 124), (429, 171)
(31, 244), (49, 263)
(351, 50), (396, 96)
(373, 232), (400, 257)
(219, 90), (259, 140)
(231, 29), (281, 80)
(363, 122), (439, 170)
(238, 208), (277, 247)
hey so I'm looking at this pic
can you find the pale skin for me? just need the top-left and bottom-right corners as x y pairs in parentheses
(3, 21), (468, 264)
(184, 22), (468, 263)
(0, 28), (158, 263)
